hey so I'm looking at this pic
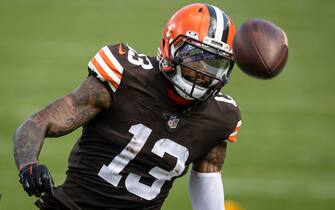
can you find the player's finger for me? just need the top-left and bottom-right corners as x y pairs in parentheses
(23, 182), (34, 196)
(21, 177), (34, 196)
(36, 176), (43, 187)
(27, 173), (37, 194)
(22, 177), (30, 188)
(41, 172), (54, 195)
(34, 188), (41, 197)
(24, 188), (34, 196)
(34, 176), (44, 197)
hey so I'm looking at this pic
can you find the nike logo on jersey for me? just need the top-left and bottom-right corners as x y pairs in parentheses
(118, 44), (127, 55)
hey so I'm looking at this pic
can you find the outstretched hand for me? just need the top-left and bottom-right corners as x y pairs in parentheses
(19, 164), (54, 197)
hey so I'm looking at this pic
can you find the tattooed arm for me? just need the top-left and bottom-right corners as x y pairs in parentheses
(193, 142), (227, 172)
(13, 76), (111, 170)
(189, 142), (227, 210)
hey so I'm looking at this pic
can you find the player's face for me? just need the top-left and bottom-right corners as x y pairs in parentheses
(180, 58), (231, 88)
(180, 62), (211, 88)
(176, 43), (233, 89)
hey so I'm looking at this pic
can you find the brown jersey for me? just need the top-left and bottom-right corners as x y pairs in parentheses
(54, 43), (242, 210)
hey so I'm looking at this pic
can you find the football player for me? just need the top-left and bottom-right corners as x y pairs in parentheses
(14, 3), (241, 210)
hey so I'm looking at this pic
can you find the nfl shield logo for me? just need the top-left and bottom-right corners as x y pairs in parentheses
(167, 115), (180, 129)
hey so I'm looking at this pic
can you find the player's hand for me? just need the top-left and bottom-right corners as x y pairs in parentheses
(18, 164), (54, 197)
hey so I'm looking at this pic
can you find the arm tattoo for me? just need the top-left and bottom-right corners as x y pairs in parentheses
(13, 76), (111, 170)
(193, 142), (227, 173)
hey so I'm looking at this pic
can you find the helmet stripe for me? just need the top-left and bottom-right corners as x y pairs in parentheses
(212, 6), (224, 41)
(226, 16), (236, 47)
(206, 4), (231, 43)
(221, 10), (230, 43)
(205, 4), (217, 39)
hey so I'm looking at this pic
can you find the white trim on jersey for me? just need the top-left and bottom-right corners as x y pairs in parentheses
(229, 131), (238, 137)
(88, 46), (124, 92)
(88, 62), (105, 81)
(214, 95), (237, 107)
(95, 54), (121, 85)
(228, 120), (242, 142)
(108, 82), (117, 92)
(102, 46), (124, 75)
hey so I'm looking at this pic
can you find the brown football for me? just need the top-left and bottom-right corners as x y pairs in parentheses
(233, 19), (288, 79)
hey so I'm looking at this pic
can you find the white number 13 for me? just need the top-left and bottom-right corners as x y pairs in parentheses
(98, 124), (189, 200)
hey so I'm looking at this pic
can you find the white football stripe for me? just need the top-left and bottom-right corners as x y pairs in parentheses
(95, 54), (121, 85)
(237, 120), (242, 127)
(102, 46), (123, 74)
(225, 177), (335, 199)
(213, 6), (224, 41)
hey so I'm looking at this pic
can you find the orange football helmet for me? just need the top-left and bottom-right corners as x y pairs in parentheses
(158, 3), (236, 100)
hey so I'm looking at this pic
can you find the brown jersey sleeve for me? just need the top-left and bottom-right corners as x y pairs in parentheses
(227, 119), (242, 142)
(214, 93), (242, 143)
(87, 44), (125, 92)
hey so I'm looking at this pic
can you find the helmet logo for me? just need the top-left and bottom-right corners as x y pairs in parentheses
(168, 24), (176, 31)
(166, 24), (176, 38)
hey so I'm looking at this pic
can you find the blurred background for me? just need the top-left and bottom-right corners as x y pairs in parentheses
(0, 0), (334, 209)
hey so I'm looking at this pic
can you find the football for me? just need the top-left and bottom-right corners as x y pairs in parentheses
(233, 19), (288, 79)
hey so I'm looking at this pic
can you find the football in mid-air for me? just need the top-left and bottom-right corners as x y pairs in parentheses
(233, 19), (288, 79)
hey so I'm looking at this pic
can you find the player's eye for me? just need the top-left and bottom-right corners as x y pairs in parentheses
(181, 65), (214, 88)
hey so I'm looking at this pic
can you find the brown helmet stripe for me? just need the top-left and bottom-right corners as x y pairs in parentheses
(221, 10), (230, 43)
(205, 4), (217, 39)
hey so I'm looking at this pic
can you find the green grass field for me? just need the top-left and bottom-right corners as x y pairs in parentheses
(1, 0), (334, 209)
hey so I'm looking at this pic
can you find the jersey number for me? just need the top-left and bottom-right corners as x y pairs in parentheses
(127, 47), (153, 70)
(98, 124), (189, 200)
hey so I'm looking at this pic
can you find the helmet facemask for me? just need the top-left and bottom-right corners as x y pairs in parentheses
(161, 34), (235, 101)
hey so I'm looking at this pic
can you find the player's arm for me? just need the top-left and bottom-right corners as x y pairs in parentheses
(193, 141), (227, 173)
(13, 76), (111, 170)
(189, 142), (227, 210)
(13, 76), (111, 197)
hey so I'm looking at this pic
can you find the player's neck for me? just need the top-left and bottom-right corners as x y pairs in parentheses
(166, 83), (193, 106)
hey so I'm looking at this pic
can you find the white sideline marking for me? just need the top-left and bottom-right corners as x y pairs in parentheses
(224, 177), (335, 199)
